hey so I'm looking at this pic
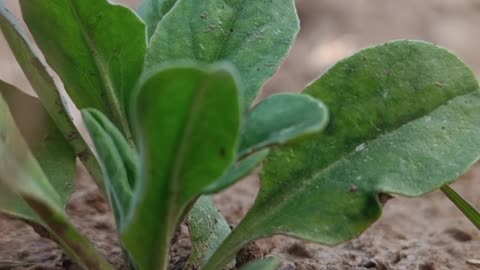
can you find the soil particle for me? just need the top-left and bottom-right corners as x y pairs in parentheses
(169, 224), (191, 270)
(286, 243), (312, 259)
(418, 261), (435, 270)
(444, 228), (473, 242)
(378, 193), (394, 206)
(236, 241), (263, 267)
(61, 253), (82, 270)
(360, 258), (390, 270)
(466, 259), (480, 268)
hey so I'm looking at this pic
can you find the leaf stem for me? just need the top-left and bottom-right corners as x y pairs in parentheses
(441, 185), (480, 230)
(24, 196), (114, 270)
(202, 220), (257, 270)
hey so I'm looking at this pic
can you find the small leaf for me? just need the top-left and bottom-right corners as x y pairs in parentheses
(203, 40), (480, 269)
(204, 93), (328, 194)
(239, 257), (282, 270)
(0, 95), (113, 270)
(0, 3), (103, 186)
(19, 0), (147, 140)
(239, 93), (329, 157)
(121, 64), (241, 270)
(185, 196), (233, 269)
(441, 185), (480, 230)
(145, 0), (299, 108)
(82, 109), (137, 228)
(137, 0), (177, 38)
(0, 81), (75, 220)
(203, 149), (269, 194)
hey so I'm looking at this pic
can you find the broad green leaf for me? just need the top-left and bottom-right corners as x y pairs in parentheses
(239, 93), (329, 157)
(121, 64), (241, 270)
(0, 95), (113, 270)
(441, 185), (480, 230)
(137, 0), (177, 38)
(185, 196), (233, 269)
(145, 0), (299, 108)
(203, 149), (269, 194)
(19, 0), (147, 141)
(0, 3), (103, 187)
(82, 109), (137, 228)
(203, 40), (480, 270)
(204, 93), (328, 193)
(239, 258), (282, 270)
(0, 81), (75, 220)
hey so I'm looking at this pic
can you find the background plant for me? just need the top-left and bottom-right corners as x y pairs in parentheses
(0, 1), (479, 270)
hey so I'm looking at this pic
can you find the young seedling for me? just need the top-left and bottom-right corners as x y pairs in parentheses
(0, 0), (479, 270)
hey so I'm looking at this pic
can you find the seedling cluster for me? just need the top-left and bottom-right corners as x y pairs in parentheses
(0, 0), (479, 270)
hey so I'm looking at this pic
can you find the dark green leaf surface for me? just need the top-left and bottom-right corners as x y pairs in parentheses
(19, 0), (147, 140)
(0, 95), (113, 270)
(239, 93), (329, 157)
(239, 258), (282, 270)
(204, 40), (480, 269)
(186, 196), (232, 269)
(0, 3), (103, 186)
(204, 93), (328, 193)
(83, 109), (137, 228)
(121, 64), (241, 270)
(145, 0), (299, 108)
(137, 0), (177, 38)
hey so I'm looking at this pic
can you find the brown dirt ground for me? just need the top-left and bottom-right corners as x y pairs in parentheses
(1, 0), (480, 269)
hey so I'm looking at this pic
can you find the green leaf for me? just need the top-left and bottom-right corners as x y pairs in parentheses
(121, 64), (241, 270)
(205, 93), (328, 194)
(239, 257), (282, 270)
(145, 0), (299, 108)
(0, 94), (113, 270)
(441, 185), (480, 230)
(188, 92), (327, 268)
(186, 196), (233, 269)
(203, 40), (480, 270)
(19, 0), (147, 141)
(137, 0), (177, 38)
(0, 3), (103, 187)
(0, 80), (75, 220)
(239, 93), (329, 157)
(82, 109), (137, 228)
(203, 149), (269, 194)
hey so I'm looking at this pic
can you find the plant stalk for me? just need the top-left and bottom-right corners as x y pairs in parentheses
(441, 185), (480, 230)
(24, 196), (114, 270)
(201, 221), (258, 270)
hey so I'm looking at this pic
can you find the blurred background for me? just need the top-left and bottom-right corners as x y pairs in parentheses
(3, 0), (480, 100)
(1, 1), (480, 269)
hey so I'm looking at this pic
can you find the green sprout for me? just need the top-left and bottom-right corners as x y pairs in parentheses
(0, 1), (479, 270)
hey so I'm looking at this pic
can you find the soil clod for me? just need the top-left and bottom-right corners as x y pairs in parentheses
(419, 261), (435, 270)
(236, 241), (263, 267)
(286, 243), (312, 259)
(361, 258), (389, 270)
(444, 228), (472, 242)
(466, 259), (480, 268)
